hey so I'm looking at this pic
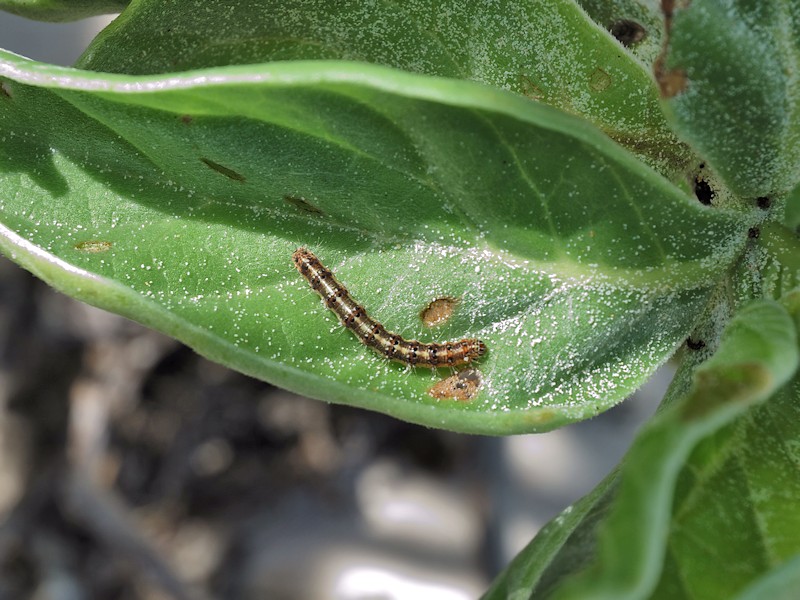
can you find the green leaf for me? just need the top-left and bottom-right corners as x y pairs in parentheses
(0, 52), (747, 434)
(733, 555), (800, 600)
(746, 222), (800, 301)
(786, 182), (800, 231)
(485, 298), (800, 597)
(662, 0), (800, 198)
(76, 0), (689, 177)
(0, 0), (128, 21)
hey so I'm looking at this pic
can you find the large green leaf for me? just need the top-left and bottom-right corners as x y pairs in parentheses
(76, 0), (689, 177)
(662, 0), (800, 199)
(0, 0), (127, 21)
(0, 51), (747, 434)
(485, 297), (800, 597)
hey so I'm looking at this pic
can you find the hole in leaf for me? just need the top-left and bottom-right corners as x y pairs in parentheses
(694, 178), (715, 205)
(756, 196), (771, 209)
(610, 19), (647, 46)
(686, 338), (706, 350)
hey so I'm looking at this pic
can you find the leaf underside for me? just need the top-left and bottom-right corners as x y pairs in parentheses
(0, 52), (748, 433)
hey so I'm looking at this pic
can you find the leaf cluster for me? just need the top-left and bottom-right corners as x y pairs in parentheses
(1, 0), (799, 597)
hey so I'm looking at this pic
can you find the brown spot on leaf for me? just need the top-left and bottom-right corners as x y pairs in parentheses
(75, 240), (112, 253)
(420, 297), (459, 327)
(655, 63), (688, 98)
(654, 1), (690, 98)
(519, 74), (544, 100)
(589, 68), (613, 92)
(200, 158), (245, 182)
(284, 195), (325, 215)
(0, 81), (11, 99)
(428, 368), (482, 402)
(180, 115), (193, 124)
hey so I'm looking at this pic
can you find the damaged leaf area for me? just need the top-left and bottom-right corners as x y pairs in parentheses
(0, 51), (749, 434)
(661, 0), (800, 199)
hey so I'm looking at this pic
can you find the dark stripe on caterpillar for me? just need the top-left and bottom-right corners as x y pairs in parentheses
(292, 248), (487, 368)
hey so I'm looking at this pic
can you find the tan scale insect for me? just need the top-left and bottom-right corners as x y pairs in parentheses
(292, 248), (487, 368)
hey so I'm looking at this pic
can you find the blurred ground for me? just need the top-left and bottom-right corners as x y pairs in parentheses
(0, 13), (667, 599)
(0, 248), (667, 600)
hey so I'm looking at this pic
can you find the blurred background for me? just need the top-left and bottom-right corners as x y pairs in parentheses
(0, 11), (668, 600)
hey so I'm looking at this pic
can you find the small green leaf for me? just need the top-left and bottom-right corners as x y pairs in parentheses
(77, 0), (689, 178)
(486, 299), (799, 597)
(662, 0), (800, 198)
(0, 0), (128, 21)
(0, 52), (747, 434)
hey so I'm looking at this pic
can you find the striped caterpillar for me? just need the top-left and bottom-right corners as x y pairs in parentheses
(293, 248), (487, 368)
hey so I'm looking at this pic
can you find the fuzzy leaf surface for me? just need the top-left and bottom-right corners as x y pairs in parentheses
(0, 52), (747, 434)
(77, 0), (688, 177)
(662, 0), (800, 198)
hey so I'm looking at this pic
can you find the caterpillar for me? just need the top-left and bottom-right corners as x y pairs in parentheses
(292, 248), (487, 368)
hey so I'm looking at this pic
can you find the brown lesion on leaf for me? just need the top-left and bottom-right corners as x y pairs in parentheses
(609, 19), (647, 47)
(0, 80), (11, 99)
(200, 158), (245, 182)
(655, 63), (688, 98)
(180, 115), (193, 124)
(420, 297), (459, 328)
(75, 240), (112, 253)
(428, 368), (482, 402)
(654, 0), (691, 98)
(589, 68), (613, 92)
(518, 74), (544, 101)
(284, 195), (325, 216)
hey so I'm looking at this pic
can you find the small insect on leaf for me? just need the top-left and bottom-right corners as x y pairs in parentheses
(74, 240), (112, 253)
